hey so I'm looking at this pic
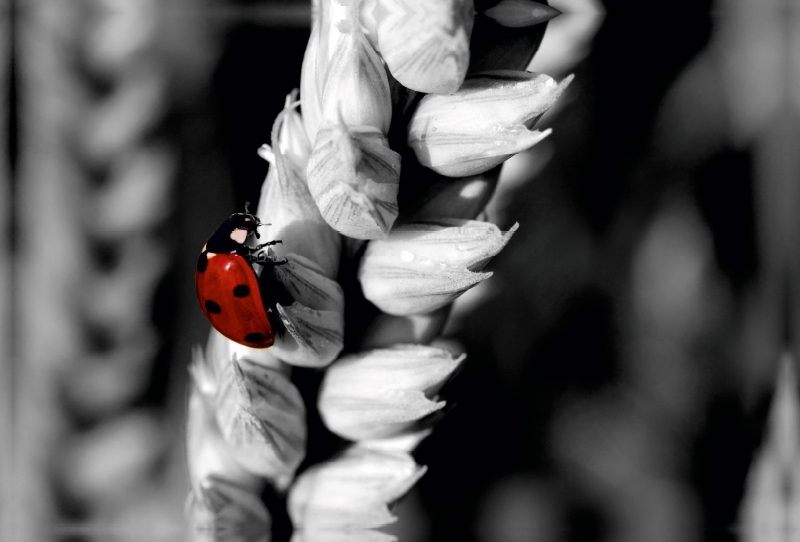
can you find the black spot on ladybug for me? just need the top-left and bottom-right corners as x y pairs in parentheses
(244, 332), (265, 344)
(197, 253), (208, 273)
(205, 300), (222, 314)
(233, 285), (250, 297)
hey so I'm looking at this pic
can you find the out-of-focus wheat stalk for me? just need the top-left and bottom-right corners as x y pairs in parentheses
(653, 0), (795, 391)
(187, 0), (571, 540)
(15, 1), (210, 540)
(17, 3), (79, 537)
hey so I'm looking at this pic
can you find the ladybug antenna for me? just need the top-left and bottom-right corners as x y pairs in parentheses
(243, 202), (262, 223)
(242, 201), (268, 227)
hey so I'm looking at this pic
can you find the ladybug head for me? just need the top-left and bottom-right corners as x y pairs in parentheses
(205, 205), (268, 254)
(210, 212), (260, 250)
(227, 213), (262, 244)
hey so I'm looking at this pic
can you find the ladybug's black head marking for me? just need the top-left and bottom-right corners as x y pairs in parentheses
(230, 213), (260, 234)
(205, 212), (263, 255)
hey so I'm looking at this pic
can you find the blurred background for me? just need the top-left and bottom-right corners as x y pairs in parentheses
(2, 0), (798, 541)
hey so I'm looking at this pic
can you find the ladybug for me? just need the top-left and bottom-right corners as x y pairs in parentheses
(196, 208), (286, 349)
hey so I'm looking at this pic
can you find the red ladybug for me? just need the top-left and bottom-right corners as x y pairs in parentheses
(196, 209), (284, 348)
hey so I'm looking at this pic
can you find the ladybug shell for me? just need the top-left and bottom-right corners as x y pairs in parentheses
(196, 251), (274, 348)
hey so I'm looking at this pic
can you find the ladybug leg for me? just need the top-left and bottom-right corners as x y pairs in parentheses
(246, 252), (288, 266)
(252, 239), (282, 250)
(243, 242), (280, 259)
